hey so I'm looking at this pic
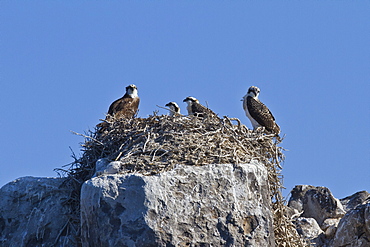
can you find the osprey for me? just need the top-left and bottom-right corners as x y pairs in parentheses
(106, 84), (140, 120)
(242, 86), (280, 135)
(165, 102), (181, 116)
(183, 96), (218, 119)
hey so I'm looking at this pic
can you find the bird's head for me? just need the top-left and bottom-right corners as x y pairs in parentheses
(165, 102), (180, 112)
(247, 86), (260, 98)
(165, 102), (180, 116)
(126, 84), (138, 97)
(183, 96), (199, 105)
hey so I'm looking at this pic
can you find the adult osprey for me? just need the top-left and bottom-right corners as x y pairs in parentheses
(165, 102), (181, 117)
(183, 96), (218, 119)
(242, 86), (280, 135)
(106, 84), (140, 120)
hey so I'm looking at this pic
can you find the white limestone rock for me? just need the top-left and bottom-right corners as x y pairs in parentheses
(322, 218), (340, 239)
(303, 188), (346, 226)
(294, 217), (324, 245)
(340, 190), (370, 212)
(331, 202), (370, 247)
(321, 218), (340, 231)
(80, 162), (275, 246)
(288, 185), (316, 213)
(0, 176), (75, 247)
(325, 225), (337, 240)
(288, 185), (345, 226)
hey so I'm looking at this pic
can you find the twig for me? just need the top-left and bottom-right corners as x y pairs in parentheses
(53, 219), (70, 245)
(70, 131), (103, 145)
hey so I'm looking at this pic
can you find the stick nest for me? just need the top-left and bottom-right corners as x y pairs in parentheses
(58, 114), (307, 246)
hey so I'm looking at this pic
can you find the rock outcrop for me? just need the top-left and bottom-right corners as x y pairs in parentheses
(294, 217), (324, 245)
(0, 177), (76, 247)
(81, 162), (275, 246)
(287, 185), (370, 247)
(340, 190), (370, 212)
(0, 162), (276, 247)
(288, 186), (346, 225)
(2, 175), (369, 246)
(332, 203), (370, 247)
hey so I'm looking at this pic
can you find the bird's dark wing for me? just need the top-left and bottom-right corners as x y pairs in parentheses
(107, 97), (140, 119)
(247, 96), (280, 134)
(107, 97), (122, 116)
(192, 103), (219, 119)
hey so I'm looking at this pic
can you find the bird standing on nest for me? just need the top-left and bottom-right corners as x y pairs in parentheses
(242, 86), (280, 136)
(165, 102), (181, 117)
(106, 84), (140, 120)
(183, 96), (219, 119)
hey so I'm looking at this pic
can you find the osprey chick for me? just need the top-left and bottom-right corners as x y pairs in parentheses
(165, 102), (181, 116)
(106, 84), (140, 120)
(242, 86), (280, 135)
(183, 96), (218, 119)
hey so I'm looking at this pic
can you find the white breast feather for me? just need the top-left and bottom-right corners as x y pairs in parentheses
(186, 101), (193, 115)
(243, 95), (261, 129)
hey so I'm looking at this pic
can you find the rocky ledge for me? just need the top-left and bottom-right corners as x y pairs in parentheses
(81, 162), (274, 246)
(0, 166), (369, 246)
(1, 162), (275, 247)
(288, 185), (370, 247)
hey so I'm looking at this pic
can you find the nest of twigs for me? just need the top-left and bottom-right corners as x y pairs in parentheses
(57, 113), (307, 246)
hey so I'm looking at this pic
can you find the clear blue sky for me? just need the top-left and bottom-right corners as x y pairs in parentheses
(1, 1), (369, 199)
